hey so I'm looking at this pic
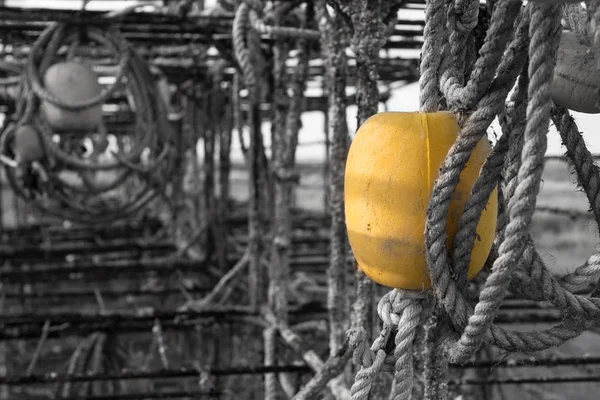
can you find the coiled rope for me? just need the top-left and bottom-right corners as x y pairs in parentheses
(0, 21), (175, 224)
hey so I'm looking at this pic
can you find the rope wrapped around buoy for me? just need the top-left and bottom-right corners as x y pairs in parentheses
(345, 1), (600, 398)
(0, 21), (176, 224)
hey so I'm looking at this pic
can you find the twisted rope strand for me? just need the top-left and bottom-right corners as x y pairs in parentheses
(419, 0), (446, 111)
(449, 3), (562, 362)
(441, 0), (522, 110)
(248, 9), (321, 40)
(426, 7), (530, 330)
(552, 105), (600, 230)
(349, 291), (429, 400)
(233, 3), (257, 102)
(496, 70), (529, 241)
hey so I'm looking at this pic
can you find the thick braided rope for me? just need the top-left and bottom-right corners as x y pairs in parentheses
(552, 105), (600, 230)
(588, 0), (600, 110)
(451, 126), (507, 291)
(248, 8), (320, 40)
(419, 0), (446, 111)
(451, 2), (562, 360)
(563, 3), (590, 45)
(233, 3), (258, 103)
(440, 0), (522, 110)
(6, 21), (170, 223)
(348, 291), (429, 400)
(386, 293), (429, 400)
(453, 66), (528, 288)
(264, 327), (278, 400)
(425, 5), (530, 331)
(422, 3), (597, 362)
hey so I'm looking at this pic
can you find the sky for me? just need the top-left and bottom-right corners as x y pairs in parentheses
(5, 0), (600, 164)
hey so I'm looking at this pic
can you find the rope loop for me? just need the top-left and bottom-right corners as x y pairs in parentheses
(349, 289), (431, 400)
(448, 0), (479, 33)
(421, 1), (600, 365)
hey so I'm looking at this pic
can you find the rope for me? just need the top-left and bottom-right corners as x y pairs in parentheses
(248, 8), (320, 40)
(348, 0), (600, 396)
(452, 1), (560, 359)
(440, 0), (522, 110)
(444, 0), (479, 87)
(563, 3), (590, 45)
(348, 290), (431, 400)
(0, 21), (174, 224)
(263, 327), (278, 400)
(589, 1), (600, 110)
(317, 0), (351, 358)
(419, 0), (446, 111)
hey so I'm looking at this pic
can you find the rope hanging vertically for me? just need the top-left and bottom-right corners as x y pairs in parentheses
(344, 0), (600, 399)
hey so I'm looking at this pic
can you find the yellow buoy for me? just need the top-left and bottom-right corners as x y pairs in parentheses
(551, 31), (600, 114)
(344, 112), (498, 290)
(41, 61), (104, 132)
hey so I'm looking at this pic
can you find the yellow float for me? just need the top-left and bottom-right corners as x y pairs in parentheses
(551, 31), (600, 114)
(344, 112), (497, 290)
(41, 61), (104, 132)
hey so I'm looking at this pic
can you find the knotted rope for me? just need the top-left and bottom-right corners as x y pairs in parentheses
(349, 0), (600, 398)
(347, 290), (432, 400)
(0, 20), (175, 224)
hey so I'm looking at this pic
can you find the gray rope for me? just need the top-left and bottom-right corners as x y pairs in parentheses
(233, 3), (257, 102)
(451, 127), (507, 291)
(419, 0), (446, 111)
(563, 3), (590, 45)
(552, 105), (600, 231)
(345, 1), (600, 397)
(588, 0), (600, 110)
(425, 4), (530, 331)
(440, 0), (522, 110)
(450, 2), (562, 362)
(264, 327), (278, 400)
(348, 327), (391, 399)
(348, 291), (430, 400)
(422, 315), (450, 400)
(248, 9), (321, 40)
